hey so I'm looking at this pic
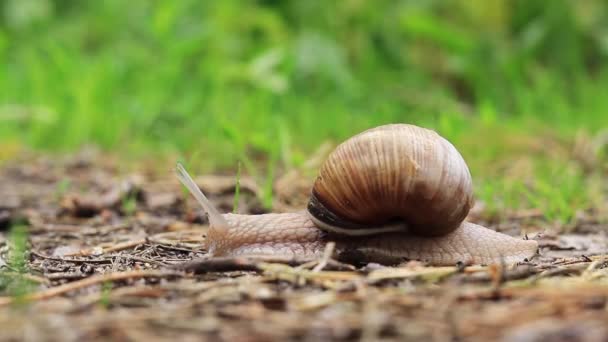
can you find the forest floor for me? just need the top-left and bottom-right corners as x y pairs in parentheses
(1, 151), (607, 342)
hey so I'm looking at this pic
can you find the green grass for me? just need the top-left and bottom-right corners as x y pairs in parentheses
(0, 224), (36, 303)
(99, 281), (113, 309)
(0, 0), (607, 224)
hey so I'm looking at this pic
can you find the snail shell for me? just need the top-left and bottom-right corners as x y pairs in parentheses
(308, 124), (474, 237)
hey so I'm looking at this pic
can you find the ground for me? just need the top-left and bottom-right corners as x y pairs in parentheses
(1, 152), (607, 342)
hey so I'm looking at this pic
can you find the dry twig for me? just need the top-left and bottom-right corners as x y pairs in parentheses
(172, 255), (355, 273)
(0, 269), (185, 307)
(312, 242), (336, 273)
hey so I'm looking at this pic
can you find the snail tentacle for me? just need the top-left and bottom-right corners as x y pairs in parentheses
(176, 163), (231, 232)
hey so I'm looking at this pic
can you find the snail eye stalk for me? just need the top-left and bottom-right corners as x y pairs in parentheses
(175, 163), (230, 231)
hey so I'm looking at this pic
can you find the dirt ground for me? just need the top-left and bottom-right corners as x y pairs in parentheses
(1, 151), (607, 342)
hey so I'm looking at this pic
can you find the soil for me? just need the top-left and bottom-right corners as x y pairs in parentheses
(0, 152), (607, 342)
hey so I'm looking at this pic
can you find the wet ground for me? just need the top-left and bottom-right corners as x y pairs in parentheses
(0, 152), (607, 341)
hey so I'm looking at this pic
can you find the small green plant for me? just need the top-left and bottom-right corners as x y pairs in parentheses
(8, 225), (27, 273)
(55, 178), (71, 200)
(99, 281), (113, 309)
(261, 137), (280, 209)
(0, 224), (35, 302)
(121, 193), (138, 216)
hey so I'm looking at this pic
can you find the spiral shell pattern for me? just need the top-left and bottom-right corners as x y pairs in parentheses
(308, 124), (474, 237)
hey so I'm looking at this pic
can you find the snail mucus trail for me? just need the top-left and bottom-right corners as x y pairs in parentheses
(176, 124), (539, 266)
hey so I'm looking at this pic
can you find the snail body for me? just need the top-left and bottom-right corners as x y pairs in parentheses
(176, 124), (538, 266)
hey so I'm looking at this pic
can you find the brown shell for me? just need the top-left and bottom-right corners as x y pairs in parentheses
(308, 124), (475, 237)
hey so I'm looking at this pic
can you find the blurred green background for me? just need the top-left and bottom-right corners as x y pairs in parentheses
(0, 0), (607, 224)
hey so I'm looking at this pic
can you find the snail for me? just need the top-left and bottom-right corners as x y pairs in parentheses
(176, 124), (538, 266)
